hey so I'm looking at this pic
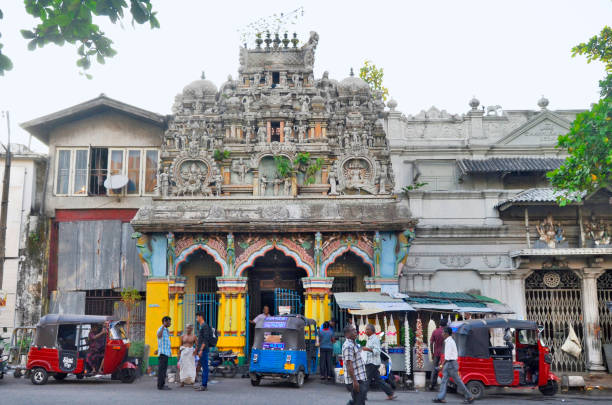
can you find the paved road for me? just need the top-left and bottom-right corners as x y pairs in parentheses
(1, 373), (611, 405)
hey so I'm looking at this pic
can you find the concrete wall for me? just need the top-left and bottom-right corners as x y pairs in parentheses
(0, 157), (41, 331)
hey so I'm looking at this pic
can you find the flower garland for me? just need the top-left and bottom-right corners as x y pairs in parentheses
(415, 317), (424, 370)
(404, 314), (411, 374)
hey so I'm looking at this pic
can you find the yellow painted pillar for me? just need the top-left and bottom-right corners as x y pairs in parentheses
(144, 279), (170, 362)
(216, 279), (248, 359)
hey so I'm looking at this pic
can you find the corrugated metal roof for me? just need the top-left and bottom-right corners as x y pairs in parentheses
(495, 188), (586, 210)
(457, 158), (564, 176)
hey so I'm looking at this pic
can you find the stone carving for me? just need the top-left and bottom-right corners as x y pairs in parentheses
(227, 233), (235, 275)
(395, 229), (415, 275)
(328, 166), (339, 195)
(439, 256), (471, 268)
(160, 166), (170, 197)
(314, 232), (322, 276)
(231, 157), (251, 184)
(584, 214), (611, 246)
(486, 105), (503, 116)
(535, 214), (565, 249)
(483, 255), (502, 268)
(132, 232), (153, 276)
(158, 31), (394, 201)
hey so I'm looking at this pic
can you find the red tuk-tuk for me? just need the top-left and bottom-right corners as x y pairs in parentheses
(26, 314), (137, 385)
(445, 318), (559, 399)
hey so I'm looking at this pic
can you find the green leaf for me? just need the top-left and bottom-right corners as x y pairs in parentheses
(20, 29), (36, 39)
(0, 53), (13, 74)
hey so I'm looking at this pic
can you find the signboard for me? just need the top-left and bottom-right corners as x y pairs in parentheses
(262, 342), (285, 350)
(262, 316), (288, 329)
(278, 306), (291, 315)
(0, 290), (6, 311)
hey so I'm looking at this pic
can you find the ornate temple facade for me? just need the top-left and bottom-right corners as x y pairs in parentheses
(129, 32), (415, 357)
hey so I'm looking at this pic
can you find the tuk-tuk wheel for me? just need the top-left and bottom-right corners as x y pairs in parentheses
(53, 373), (67, 381)
(120, 368), (137, 383)
(30, 368), (48, 385)
(466, 380), (485, 400)
(539, 380), (558, 396)
(250, 375), (261, 386)
(294, 371), (305, 388)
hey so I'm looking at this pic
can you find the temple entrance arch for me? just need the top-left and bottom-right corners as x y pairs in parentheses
(179, 248), (222, 330)
(244, 249), (307, 317)
(243, 248), (307, 348)
(328, 251), (371, 334)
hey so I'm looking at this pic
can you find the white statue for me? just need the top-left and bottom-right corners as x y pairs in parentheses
(232, 158), (249, 184)
(160, 167), (170, 197)
(259, 175), (268, 196)
(284, 177), (291, 196)
(379, 164), (388, 194)
(283, 124), (293, 142)
(328, 168), (339, 196)
(257, 126), (267, 143)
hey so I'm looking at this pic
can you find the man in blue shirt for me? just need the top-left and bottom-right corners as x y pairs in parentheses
(156, 316), (172, 390)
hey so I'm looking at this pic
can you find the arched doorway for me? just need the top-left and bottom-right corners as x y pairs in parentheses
(179, 248), (222, 330)
(244, 248), (307, 318)
(328, 251), (371, 335)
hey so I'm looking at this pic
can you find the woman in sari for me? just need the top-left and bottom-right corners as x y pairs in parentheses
(86, 323), (107, 374)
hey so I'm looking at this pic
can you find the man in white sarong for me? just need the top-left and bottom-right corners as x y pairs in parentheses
(178, 324), (197, 386)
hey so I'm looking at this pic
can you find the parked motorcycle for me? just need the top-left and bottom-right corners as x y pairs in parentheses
(0, 336), (8, 380)
(210, 350), (238, 378)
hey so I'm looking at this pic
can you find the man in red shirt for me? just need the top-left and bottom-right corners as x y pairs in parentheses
(429, 318), (447, 391)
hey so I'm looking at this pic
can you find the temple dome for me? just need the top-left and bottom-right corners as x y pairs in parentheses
(183, 72), (217, 97)
(337, 75), (370, 98)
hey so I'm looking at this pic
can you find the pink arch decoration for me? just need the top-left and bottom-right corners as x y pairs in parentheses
(235, 243), (313, 277)
(322, 245), (374, 277)
(174, 244), (228, 276)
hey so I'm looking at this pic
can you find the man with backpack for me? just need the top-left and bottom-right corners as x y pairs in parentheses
(195, 311), (216, 391)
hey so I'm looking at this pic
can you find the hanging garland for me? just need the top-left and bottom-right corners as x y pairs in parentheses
(415, 317), (424, 370)
(404, 314), (411, 374)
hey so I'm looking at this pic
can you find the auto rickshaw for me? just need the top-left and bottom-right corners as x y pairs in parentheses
(445, 318), (559, 399)
(26, 314), (137, 385)
(249, 314), (318, 388)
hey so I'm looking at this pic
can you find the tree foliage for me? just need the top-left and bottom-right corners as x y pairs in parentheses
(359, 60), (389, 101)
(548, 26), (612, 205)
(0, 1), (159, 77)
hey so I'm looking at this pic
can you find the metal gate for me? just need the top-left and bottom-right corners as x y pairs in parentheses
(245, 294), (251, 358)
(525, 270), (585, 372)
(182, 293), (218, 331)
(274, 288), (303, 315)
(598, 270), (612, 344)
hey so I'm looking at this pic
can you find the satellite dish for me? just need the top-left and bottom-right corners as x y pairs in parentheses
(104, 175), (129, 190)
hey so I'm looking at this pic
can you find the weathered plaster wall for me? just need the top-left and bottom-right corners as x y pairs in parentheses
(44, 111), (163, 216)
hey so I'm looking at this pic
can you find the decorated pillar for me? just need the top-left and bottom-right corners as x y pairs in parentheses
(582, 267), (606, 371)
(216, 277), (248, 359)
(302, 277), (334, 326)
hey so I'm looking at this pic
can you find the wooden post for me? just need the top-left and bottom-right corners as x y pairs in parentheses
(524, 207), (531, 248)
(0, 111), (11, 289)
(578, 207), (585, 248)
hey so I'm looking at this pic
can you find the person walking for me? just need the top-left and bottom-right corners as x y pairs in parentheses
(156, 316), (172, 390)
(195, 312), (212, 391)
(342, 324), (367, 405)
(432, 327), (474, 404)
(429, 319), (447, 391)
(319, 321), (335, 381)
(363, 324), (396, 400)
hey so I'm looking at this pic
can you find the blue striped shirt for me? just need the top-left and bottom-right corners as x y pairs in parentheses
(157, 326), (172, 357)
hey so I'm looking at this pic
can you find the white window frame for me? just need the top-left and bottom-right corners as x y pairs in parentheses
(142, 148), (160, 196)
(55, 148), (90, 197)
(55, 147), (160, 197)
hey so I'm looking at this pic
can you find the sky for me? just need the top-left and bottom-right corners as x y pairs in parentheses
(0, 0), (610, 153)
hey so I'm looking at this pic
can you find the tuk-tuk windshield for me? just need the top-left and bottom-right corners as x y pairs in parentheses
(110, 323), (127, 340)
(254, 328), (303, 350)
(517, 329), (545, 346)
